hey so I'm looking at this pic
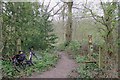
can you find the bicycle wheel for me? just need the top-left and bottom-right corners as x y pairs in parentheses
(21, 61), (26, 69)
(13, 62), (21, 72)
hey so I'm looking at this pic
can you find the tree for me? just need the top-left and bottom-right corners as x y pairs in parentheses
(118, 2), (120, 77)
(84, 1), (117, 56)
(118, 2), (120, 42)
(61, 0), (73, 46)
(2, 2), (34, 56)
(2, 2), (57, 58)
(0, 1), (2, 52)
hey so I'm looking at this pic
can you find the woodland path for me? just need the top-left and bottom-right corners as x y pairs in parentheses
(30, 52), (78, 78)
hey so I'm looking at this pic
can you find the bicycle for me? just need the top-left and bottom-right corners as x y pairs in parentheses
(11, 50), (38, 72)
(12, 56), (26, 72)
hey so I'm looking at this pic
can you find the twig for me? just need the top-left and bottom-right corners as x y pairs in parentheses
(45, 0), (51, 11)
(82, 4), (105, 25)
(51, 4), (65, 16)
(48, 2), (60, 13)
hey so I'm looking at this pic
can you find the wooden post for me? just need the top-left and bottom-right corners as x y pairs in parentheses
(88, 34), (93, 60)
(99, 46), (101, 68)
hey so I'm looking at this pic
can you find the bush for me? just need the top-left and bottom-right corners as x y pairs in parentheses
(77, 64), (91, 78)
(68, 41), (81, 53)
(91, 53), (99, 59)
(75, 56), (87, 63)
(75, 55), (99, 78)
(57, 43), (67, 51)
(76, 62), (99, 78)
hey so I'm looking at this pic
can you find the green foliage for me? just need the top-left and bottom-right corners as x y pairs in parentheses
(57, 41), (82, 57)
(2, 2), (57, 56)
(77, 63), (100, 78)
(85, 63), (98, 70)
(75, 56), (87, 63)
(68, 41), (81, 53)
(76, 56), (99, 78)
(2, 61), (18, 77)
(2, 50), (58, 78)
(57, 42), (67, 51)
(77, 64), (91, 78)
(57, 41), (100, 78)
(91, 53), (98, 59)
(75, 55), (99, 78)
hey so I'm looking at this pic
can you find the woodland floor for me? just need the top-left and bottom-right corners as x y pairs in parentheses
(29, 52), (78, 78)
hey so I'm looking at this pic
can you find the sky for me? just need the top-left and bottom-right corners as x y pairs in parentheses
(43, 0), (103, 15)
(3, 0), (120, 2)
(3, 0), (119, 19)
(43, 0), (119, 4)
(43, 0), (119, 11)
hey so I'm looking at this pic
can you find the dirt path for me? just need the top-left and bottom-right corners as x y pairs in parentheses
(30, 52), (78, 78)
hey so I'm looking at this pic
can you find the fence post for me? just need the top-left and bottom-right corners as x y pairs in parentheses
(88, 34), (93, 60)
(98, 45), (103, 69)
(99, 46), (101, 68)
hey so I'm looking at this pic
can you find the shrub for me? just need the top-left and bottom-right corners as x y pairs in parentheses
(68, 41), (81, 53)
(75, 56), (87, 63)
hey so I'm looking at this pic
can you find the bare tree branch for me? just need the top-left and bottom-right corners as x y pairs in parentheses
(83, 5), (105, 25)
(48, 2), (60, 13)
(100, 0), (106, 15)
(42, 0), (45, 8)
(41, 0), (45, 12)
(45, 0), (51, 11)
(85, 0), (87, 6)
(51, 4), (65, 16)
(41, 1), (64, 18)
(60, 0), (69, 3)
(72, 7), (82, 10)
(98, 27), (106, 32)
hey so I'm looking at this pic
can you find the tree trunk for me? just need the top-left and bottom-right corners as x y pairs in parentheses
(0, 18), (2, 52)
(62, 3), (65, 24)
(0, 2), (3, 53)
(16, 38), (21, 54)
(62, 4), (65, 42)
(65, 1), (73, 45)
(118, 3), (120, 42)
(118, 2), (120, 77)
(104, 9), (114, 56)
(105, 26), (113, 56)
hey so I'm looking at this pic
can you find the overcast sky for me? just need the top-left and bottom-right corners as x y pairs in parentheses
(43, 0), (119, 12)
(3, 0), (119, 19)
(43, 0), (119, 5)
(4, 0), (120, 2)
(43, 0), (104, 15)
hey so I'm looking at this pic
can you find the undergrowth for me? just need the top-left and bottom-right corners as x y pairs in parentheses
(58, 41), (101, 78)
(2, 50), (59, 78)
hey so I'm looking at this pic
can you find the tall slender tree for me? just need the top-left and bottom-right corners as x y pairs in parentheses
(0, 1), (2, 52)
(118, 2), (120, 76)
(65, 0), (73, 45)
